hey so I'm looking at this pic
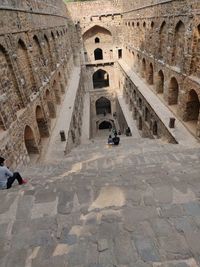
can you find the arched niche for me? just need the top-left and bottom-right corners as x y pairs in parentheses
(157, 70), (164, 94)
(96, 97), (111, 115)
(94, 48), (103, 60)
(46, 89), (56, 118)
(36, 105), (49, 138)
(172, 21), (185, 67)
(93, 69), (109, 89)
(83, 25), (112, 44)
(168, 77), (179, 105)
(99, 120), (112, 130)
(24, 125), (39, 155)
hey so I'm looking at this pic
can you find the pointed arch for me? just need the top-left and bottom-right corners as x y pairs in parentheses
(157, 70), (164, 94)
(46, 89), (56, 118)
(36, 105), (49, 138)
(148, 63), (154, 85)
(96, 97), (111, 115)
(83, 25), (112, 43)
(159, 21), (167, 59)
(168, 77), (179, 105)
(94, 48), (103, 60)
(44, 34), (54, 71)
(24, 125), (39, 155)
(17, 39), (35, 97)
(142, 58), (146, 78)
(172, 21), (185, 66)
(190, 24), (200, 76)
(93, 69), (109, 89)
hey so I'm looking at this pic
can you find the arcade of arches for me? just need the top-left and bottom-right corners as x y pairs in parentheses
(0, 0), (200, 167)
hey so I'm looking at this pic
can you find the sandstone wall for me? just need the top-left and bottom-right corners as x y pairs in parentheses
(0, 0), (78, 167)
(122, 0), (200, 139)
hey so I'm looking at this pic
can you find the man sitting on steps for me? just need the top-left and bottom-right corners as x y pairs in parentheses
(112, 133), (120, 146)
(0, 157), (27, 189)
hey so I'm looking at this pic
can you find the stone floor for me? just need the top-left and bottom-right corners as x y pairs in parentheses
(1, 136), (200, 267)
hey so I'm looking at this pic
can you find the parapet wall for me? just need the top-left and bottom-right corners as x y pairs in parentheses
(67, 0), (121, 21)
(0, 0), (67, 16)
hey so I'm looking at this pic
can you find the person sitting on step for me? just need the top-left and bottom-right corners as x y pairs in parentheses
(112, 133), (120, 145)
(0, 157), (27, 190)
(107, 135), (113, 145)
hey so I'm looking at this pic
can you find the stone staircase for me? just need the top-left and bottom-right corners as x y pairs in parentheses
(1, 137), (200, 267)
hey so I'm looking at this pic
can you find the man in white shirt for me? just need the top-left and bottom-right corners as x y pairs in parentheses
(0, 157), (27, 189)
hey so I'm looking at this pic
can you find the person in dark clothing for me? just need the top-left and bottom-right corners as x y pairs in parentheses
(107, 135), (113, 145)
(126, 127), (132, 136)
(0, 157), (27, 189)
(112, 134), (120, 145)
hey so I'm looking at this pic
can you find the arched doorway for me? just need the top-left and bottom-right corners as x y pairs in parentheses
(53, 80), (61, 104)
(36, 106), (49, 138)
(0, 115), (5, 131)
(96, 97), (111, 115)
(46, 90), (56, 118)
(94, 48), (103, 60)
(184, 89), (200, 136)
(159, 21), (167, 59)
(99, 121), (112, 130)
(168, 77), (179, 105)
(142, 58), (146, 78)
(95, 37), (100, 43)
(138, 116), (142, 130)
(148, 63), (154, 85)
(172, 21), (185, 67)
(93, 69), (109, 89)
(17, 39), (35, 98)
(157, 70), (164, 94)
(153, 121), (158, 136)
(24, 125), (39, 155)
(185, 90), (200, 122)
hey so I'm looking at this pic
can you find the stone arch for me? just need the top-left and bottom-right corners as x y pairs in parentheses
(17, 39), (35, 97)
(156, 70), (164, 94)
(96, 97), (111, 115)
(172, 21), (185, 66)
(147, 63), (154, 85)
(145, 107), (150, 122)
(159, 21), (167, 59)
(153, 121), (158, 136)
(51, 31), (59, 61)
(184, 89), (200, 122)
(0, 44), (24, 111)
(53, 80), (61, 104)
(33, 35), (46, 82)
(168, 77), (179, 105)
(83, 25), (112, 38)
(0, 114), (5, 131)
(138, 116), (142, 130)
(24, 125), (39, 155)
(83, 25), (112, 43)
(142, 58), (146, 78)
(95, 37), (100, 43)
(44, 34), (54, 71)
(46, 89), (56, 118)
(36, 105), (49, 138)
(94, 48), (103, 60)
(151, 21), (154, 28)
(58, 72), (65, 93)
(93, 69), (109, 89)
(98, 120), (112, 130)
(190, 24), (200, 76)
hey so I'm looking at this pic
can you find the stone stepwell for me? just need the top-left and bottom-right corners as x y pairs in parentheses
(1, 136), (200, 267)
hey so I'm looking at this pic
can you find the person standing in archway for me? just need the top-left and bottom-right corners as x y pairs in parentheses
(0, 157), (27, 189)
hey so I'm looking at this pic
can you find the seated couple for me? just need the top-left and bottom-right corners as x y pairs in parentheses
(107, 134), (120, 146)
